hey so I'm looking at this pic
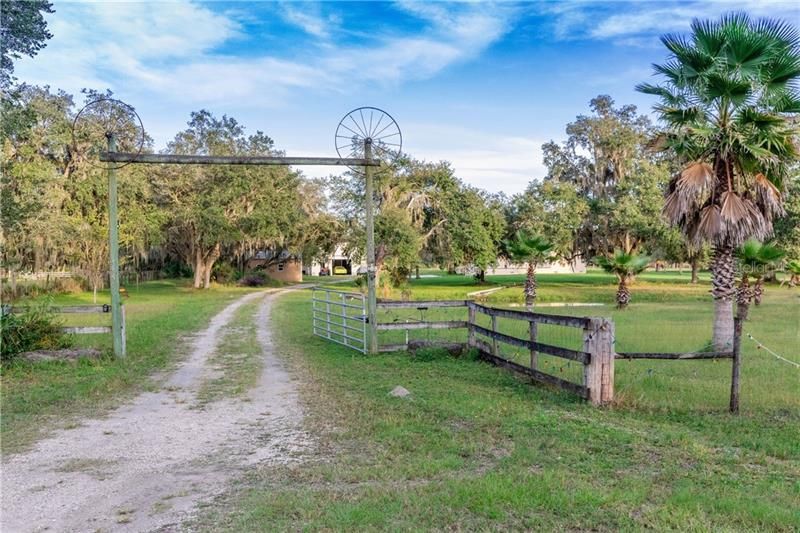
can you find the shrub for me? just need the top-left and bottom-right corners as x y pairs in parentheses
(1, 302), (73, 363)
(212, 262), (239, 284)
(163, 260), (192, 279)
(238, 272), (269, 287)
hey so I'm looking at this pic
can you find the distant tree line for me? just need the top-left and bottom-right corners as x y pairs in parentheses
(1, 5), (798, 359)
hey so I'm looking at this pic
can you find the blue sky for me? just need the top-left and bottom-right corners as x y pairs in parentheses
(16, 0), (799, 193)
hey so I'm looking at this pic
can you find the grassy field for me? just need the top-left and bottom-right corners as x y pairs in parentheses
(4, 272), (798, 529)
(203, 272), (799, 531)
(0, 280), (260, 454)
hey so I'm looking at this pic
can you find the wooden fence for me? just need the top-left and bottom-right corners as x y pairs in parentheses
(369, 298), (742, 409)
(3, 304), (126, 353)
(375, 299), (615, 406)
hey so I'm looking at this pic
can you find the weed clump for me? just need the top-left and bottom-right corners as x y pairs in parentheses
(1, 302), (72, 363)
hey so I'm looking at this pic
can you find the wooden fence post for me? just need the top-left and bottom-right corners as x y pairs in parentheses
(120, 304), (127, 357)
(729, 316), (742, 414)
(583, 317), (614, 406)
(491, 315), (499, 356)
(467, 304), (476, 349)
(529, 322), (538, 370)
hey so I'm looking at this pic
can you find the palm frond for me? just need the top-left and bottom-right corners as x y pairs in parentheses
(595, 250), (651, 278)
(678, 161), (714, 193)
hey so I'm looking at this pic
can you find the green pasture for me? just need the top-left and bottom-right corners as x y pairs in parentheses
(202, 277), (800, 531)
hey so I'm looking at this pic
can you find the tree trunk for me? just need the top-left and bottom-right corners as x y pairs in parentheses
(478, 269), (486, 283)
(690, 256), (700, 284)
(729, 316), (743, 413)
(711, 245), (736, 351)
(92, 281), (98, 304)
(415, 265), (420, 279)
(193, 248), (204, 289)
(524, 262), (536, 309)
(202, 243), (221, 289)
(736, 275), (752, 323)
(616, 278), (630, 309)
(753, 278), (764, 306)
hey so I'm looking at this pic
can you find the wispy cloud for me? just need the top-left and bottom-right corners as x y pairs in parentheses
(546, 0), (799, 43)
(17, 1), (519, 108)
(280, 3), (340, 40)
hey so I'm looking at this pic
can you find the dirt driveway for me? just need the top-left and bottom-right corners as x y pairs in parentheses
(1, 288), (310, 532)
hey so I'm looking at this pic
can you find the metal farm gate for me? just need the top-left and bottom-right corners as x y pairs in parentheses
(312, 287), (367, 354)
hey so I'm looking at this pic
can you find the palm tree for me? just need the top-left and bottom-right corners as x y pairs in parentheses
(735, 240), (785, 320)
(638, 13), (800, 349)
(505, 231), (553, 308)
(595, 251), (651, 309)
(783, 259), (800, 287)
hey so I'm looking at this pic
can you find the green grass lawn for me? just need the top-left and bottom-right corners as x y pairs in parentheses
(0, 280), (260, 454)
(202, 272), (800, 531)
(4, 272), (798, 529)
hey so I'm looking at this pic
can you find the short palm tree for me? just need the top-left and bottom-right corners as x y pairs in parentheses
(596, 251), (651, 309)
(735, 240), (785, 320)
(505, 231), (553, 308)
(784, 259), (800, 287)
(638, 13), (800, 349)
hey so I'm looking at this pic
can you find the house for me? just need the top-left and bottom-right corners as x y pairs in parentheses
(303, 245), (367, 276)
(245, 250), (303, 282)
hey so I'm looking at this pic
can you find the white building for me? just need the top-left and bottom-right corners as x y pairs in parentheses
(303, 246), (367, 276)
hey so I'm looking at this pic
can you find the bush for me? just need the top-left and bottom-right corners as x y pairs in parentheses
(212, 262), (239, 284)
(238, 272), (269, 287)
(163, 260), (192, 279)
(1, 302), (73, 363)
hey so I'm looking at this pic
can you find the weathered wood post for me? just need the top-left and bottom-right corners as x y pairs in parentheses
(364, 139), (378, 354)
(107, 133), (125, 357)
(529, 322), (538, 370)
(583, 317), (614, 406)
(491, 315), (499, 356)
(729, 316), (743, 414)
(120, 304), (127, 356)
(467, 303), (476, 349)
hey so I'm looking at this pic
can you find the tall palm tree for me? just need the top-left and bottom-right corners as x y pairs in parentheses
(735, 240), (785, 320)
(595, 251), (651, 309)
(638, 13), (800, 349)
(505, 231), (553, 308)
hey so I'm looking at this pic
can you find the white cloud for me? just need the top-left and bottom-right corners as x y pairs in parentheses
(16, 0), (518, 109)
(546, 0), (800, 42)
(280, 3), (339, 40)
(395, 124), (544, 194)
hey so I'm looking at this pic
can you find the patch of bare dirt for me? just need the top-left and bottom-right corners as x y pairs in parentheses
(19, 348), (103, 363)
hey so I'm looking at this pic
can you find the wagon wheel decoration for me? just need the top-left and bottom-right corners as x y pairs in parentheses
(335, 107), (402, 173)
(71, 97), (145, 169)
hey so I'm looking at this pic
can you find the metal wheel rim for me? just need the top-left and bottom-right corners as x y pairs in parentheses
(71, 97), (145, 170)
(335, 106), (402, 173)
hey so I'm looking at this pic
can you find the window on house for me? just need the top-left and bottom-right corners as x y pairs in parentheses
(277, 262), (285, 271)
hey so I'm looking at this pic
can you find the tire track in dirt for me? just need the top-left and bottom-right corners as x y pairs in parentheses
(1, 287), (311, 532)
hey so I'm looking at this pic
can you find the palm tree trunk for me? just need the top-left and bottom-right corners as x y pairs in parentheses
(616, 278), (630, 309)
(753, 278), (764, 306)
(736, 274), (752, 322)
(690, 255), (700, 284)
(711, 245), (736, 350)
(524, 262), (536, 309)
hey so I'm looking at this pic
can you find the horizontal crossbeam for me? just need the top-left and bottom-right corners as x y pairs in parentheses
(99, 152), (381, 166)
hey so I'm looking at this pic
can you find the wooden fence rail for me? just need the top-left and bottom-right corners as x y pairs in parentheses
(615, 351), (733, 360)
(3, 304), (126, 353)
(371, 298), (736, 408)
(374, 299), (613, 405)
(467, 302), (613, 405)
